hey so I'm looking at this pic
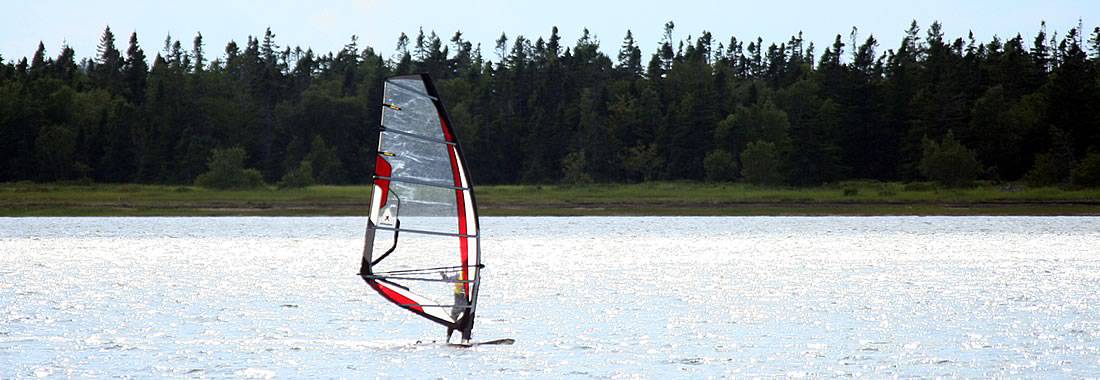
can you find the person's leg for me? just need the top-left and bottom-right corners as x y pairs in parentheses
(460, 312), (473, 342)
(452, 293), (465, 320)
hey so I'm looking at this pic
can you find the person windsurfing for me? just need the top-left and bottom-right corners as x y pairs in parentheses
(441, 271), (469, 342)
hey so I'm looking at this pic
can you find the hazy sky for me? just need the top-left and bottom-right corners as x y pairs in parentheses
(2, 1), (1097, 64)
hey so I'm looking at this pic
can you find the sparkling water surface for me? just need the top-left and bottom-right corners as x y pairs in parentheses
(2, 217), (1099, 378)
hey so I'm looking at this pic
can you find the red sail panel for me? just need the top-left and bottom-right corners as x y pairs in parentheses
(373, 155), (392, 206)
(441, 115), (470, 296)
(371, 282), (423, 313)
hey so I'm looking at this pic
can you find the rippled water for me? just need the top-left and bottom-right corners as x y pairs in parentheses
(2, 217), (1099, 378)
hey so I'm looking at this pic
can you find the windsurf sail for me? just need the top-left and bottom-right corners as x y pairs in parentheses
(359, 74), (482, 341)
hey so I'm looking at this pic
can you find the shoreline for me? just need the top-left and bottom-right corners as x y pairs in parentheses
(2, 182), (1099, 216)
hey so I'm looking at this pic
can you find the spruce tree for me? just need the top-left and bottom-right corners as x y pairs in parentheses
(29, 42), (47, 78)
(617, 30), (643, 78)
(53, 44), (78, 84)
(393, 33), (412, 74)
(124, 32), (148, 103)
(450, 31), (473, 75)
(547, 27), (562, 58)
(1090, 27), (1100, 60)
(192, 32), (205, 72)
(95, 26), (124, 94)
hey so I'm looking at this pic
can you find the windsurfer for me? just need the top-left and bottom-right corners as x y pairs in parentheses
(441, 271), (469, 341)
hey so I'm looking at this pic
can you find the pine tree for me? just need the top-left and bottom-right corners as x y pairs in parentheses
(261, 28), (278, 67)
(1031, 21), (1051, 73)
(1089, 27), (1100, 60)
(94, 26), (124, 94)
(450, 31), (473, 76)
(659, 21), (675, 72)
(53, 44), (78, 84)
(392, 33), (412, 74)
(14, 57), (28, 79)
(494, 33), (509, 65)
(124, 32), (148, 104)
(413, 27), (428, 62)
(617, 30), (643, 78)
(424, 31), (448, 78)
(29, 42), (48, 78)
(192, 32), (205, 72)
(223, 40), (241, 78)
(169, 40), (186, 71)
(547, 27), (562, 58)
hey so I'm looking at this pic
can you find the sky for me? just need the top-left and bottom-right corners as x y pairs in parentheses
(2, 0), (1098, 64)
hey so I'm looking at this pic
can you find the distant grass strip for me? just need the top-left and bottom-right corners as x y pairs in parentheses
(1, 181), (1099, 216)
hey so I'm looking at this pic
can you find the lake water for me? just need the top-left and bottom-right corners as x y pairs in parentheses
(2, 216), (1099, 378)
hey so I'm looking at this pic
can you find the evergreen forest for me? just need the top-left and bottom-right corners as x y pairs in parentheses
(2, 21), (1100, 187)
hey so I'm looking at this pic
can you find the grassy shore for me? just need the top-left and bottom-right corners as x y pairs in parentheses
(2, 181), (1099, 216)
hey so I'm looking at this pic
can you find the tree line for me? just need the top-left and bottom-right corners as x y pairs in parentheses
(2, 21), (1099, 187)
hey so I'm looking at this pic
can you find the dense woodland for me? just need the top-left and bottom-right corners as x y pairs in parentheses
(2, 21), (1100, 187)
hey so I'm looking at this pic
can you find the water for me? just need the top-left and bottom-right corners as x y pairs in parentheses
(2, 216), (1099, 378)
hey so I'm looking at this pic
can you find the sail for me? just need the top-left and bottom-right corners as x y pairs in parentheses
(360, 74), (481, 335)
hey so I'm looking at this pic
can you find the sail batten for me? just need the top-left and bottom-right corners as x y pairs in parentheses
(380, 127), (457, 145)
(372, 225), (477, 238)
(374, 175), (470, 190)
(385, 79), (438, 100)
(361, 74), (482, 339)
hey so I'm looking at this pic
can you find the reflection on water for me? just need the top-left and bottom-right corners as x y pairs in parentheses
(1, 216), (1099, 377)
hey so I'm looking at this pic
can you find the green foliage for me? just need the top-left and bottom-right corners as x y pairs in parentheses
(738, 100), (791, 149)
(622, 144), (663, 182)
(34, 125), (76, 181)
(574, 89), (620, 181)
(903, 182), (936, 192)
(1071, 152), (1100, 187)
(919, 131), (983, 188)
(877, 183), (901, 196)
(740, 141), (784, 186)
(194, 147), (266, 190)
(2, 22), (1100, 189)
(560, 150), (593, 185)
(716, 99), (791, 155)
(703, 149), (737, 182)
(278, 160), (315, 189)
(305, 136), (346, 184)
(965, 86), (1042, 180)
(1023, 126), (1076, 187)
(778, 81), (844, 186)
(1024, 152), (1069, 187)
